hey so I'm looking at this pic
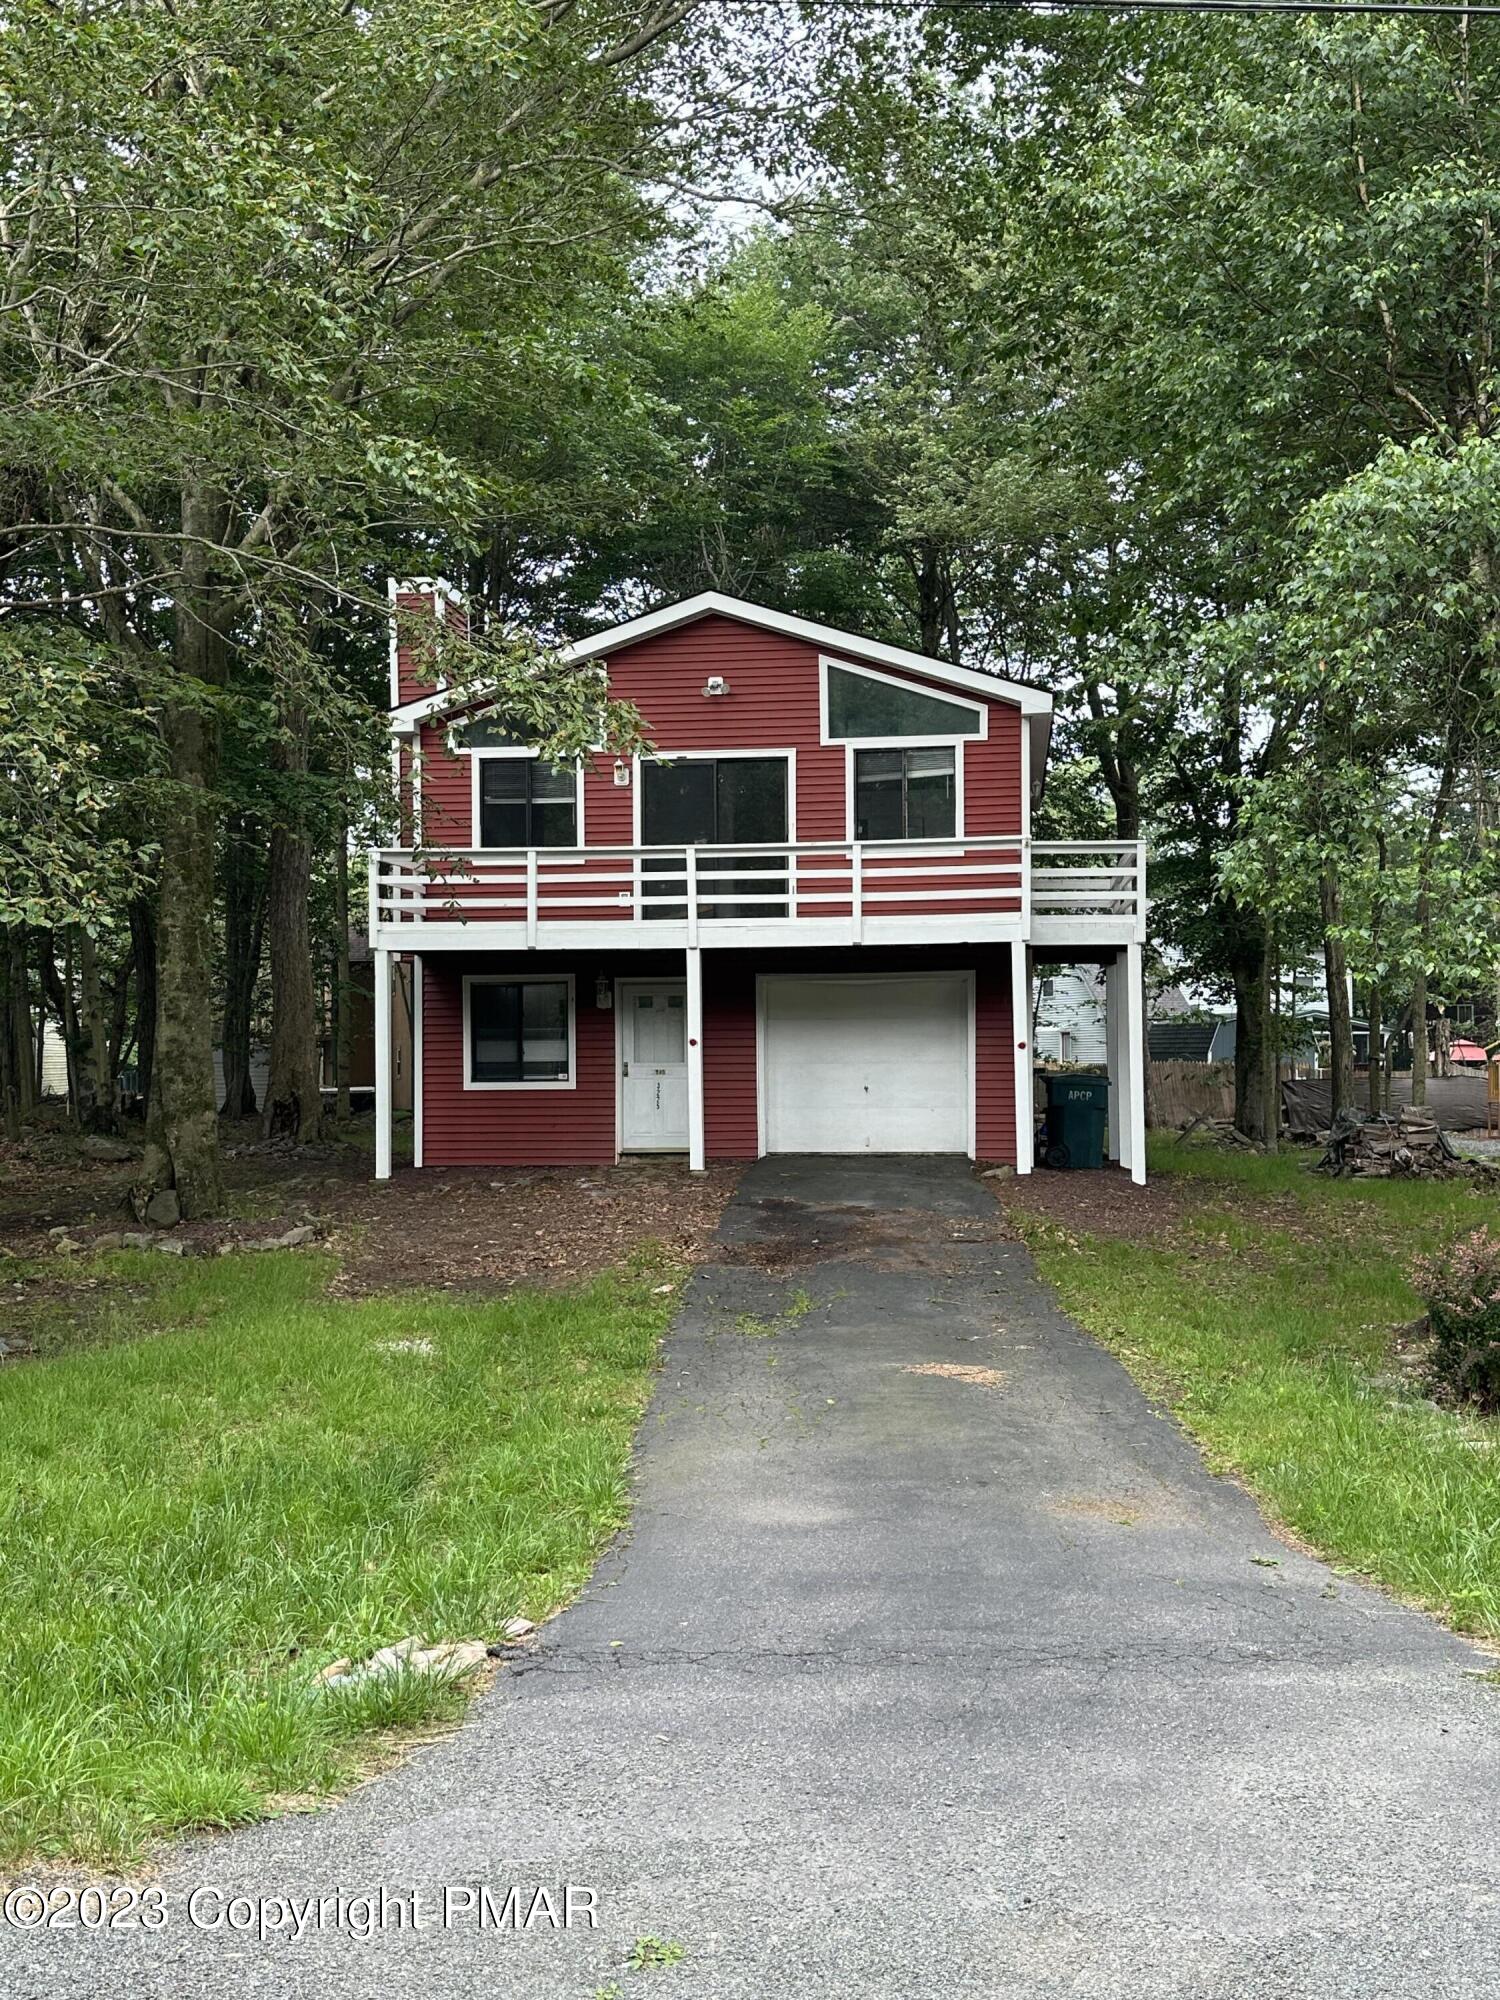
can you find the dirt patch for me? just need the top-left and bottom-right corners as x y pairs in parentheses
(900, 1361), (1008, 1389)
(1047, 1491), (1193, 1528)
(714, 1199), (1004, 1275)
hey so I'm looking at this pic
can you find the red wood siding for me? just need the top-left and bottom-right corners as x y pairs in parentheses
(974, 949), (1018, 1164)
(420, 953), (620, 1167)
(413, 610), (1026, 849)
(418, 945), (1018, 1169)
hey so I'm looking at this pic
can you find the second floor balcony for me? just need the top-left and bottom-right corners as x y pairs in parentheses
(367, 837), (1144, 953)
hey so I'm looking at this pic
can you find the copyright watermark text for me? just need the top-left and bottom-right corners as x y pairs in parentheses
(3, 1881), (598, 1940)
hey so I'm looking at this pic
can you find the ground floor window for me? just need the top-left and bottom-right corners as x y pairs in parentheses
(465, 976), (574, 1086)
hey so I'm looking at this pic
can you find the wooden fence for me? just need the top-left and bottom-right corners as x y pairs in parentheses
(1148, 1061), (1236, 1129)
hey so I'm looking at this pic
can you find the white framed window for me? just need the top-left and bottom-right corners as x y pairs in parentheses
(455, 721), (585, 850)
(818, 654), (988, 745)
(462, 974), (577, 1090)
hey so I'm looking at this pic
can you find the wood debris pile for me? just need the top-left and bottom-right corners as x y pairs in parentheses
(1314, 1107), (1464, 1179)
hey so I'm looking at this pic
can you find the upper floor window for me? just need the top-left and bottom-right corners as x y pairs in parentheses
(854, 747), (956, 840)
(476, 757), (577, 848)
(824, 660), (984, 741)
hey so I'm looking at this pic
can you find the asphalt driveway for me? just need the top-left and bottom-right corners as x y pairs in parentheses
(15, 1157), (1499, 1998)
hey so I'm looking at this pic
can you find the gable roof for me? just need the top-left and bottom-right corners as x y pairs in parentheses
(387, 588), (1054, 735)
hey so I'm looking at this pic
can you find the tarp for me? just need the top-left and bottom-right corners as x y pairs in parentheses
(1282, 1074), (1493, 1139)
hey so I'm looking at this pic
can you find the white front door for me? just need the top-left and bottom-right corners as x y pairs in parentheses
(620, 983), (689, 1151)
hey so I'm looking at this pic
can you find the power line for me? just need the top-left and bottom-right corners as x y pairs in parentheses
(754, 0), (1500, 17)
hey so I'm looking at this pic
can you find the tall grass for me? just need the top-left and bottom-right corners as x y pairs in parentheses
(1023, 1139), (1500, 1640)
(0, 1252), (674, 1863)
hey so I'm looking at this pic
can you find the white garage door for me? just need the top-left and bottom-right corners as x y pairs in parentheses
(762, 974), (971, 1154)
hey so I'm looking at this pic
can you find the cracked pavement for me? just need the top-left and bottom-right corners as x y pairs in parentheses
(12, 1155), (1499, 1999)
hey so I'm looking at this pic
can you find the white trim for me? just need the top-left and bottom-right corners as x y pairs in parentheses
(631, 748), (798, 846)
(754, 969), (977, 1160)
(461, 972), (578, 1091)
(1011, 941), (1034, 1175)
(466, 748), (586, 850)
(374, 948), (392, 1180)
(819, 654), (988, 746)
(844, 741), (965, 842)
(389, 590), (1052, 728)
(412, 954), (424, 1170)
(1020, 711), (1032, 844)
(685, 950), (705, 1172)
(1124, 941), (1146, 1185)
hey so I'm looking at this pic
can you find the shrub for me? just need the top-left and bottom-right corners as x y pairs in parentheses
(1412, 1227), (1500, 1408)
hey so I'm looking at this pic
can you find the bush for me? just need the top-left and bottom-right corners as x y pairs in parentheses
(1412, 1227), (1500, 1408)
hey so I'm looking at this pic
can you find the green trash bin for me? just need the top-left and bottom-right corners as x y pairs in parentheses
(1044, 1072), (1110, 1170)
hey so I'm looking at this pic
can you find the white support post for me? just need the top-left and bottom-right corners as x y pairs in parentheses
(374, 947), (393, 1181)
(685, 845), (699, 947)
(851, 841), (864, 943)
(1123, 940), (1146, 1185)
(1105, 955), (1122, 1165)
(412, 953), (423, 1171)
(1011, 939), (1034, 1175)
(525, 849), (539, 948)
(685, 945), (705, 1173)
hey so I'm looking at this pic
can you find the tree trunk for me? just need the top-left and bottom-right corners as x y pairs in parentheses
(220, 823), (266, 1119)
(333, 828), (352, 1124)
(0, 942), (22, 1140)
(1261, 927), (1279, 1153)
(129, 895), (157, 1114)
(146, 494), (231, 1214)
(7, 931), (35, 1118)
(74, 930), (118, 1133)
(1367, 984), (1383, 1116)
(1320, 868), (1355, 1121)
(1232, 951), (1271, 1143)
(262, 701), (323, 1145)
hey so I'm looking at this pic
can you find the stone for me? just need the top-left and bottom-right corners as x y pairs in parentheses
(121, 1231), (155, 1250)
(365, 1635), (426, 1677)
(418, 1640), (490, 1678)
(144, 1188), (181, 1229)
(53, 1237), (82, 1256)
(502, 1616), (536, 1641)
(154, 1236), (188, 1256)
(82, 1135), (137, 1163)
(316, 1657), (352, 1685)
(271, 1224), (316, 1249)
(981, 1164), (1016, 1181)
(92, 1232), (124, 1253)
(47, 1225), (69, 1239)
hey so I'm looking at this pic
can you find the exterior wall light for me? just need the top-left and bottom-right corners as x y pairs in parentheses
(595, 977), (613, 1010)
(703, 675), (729, 697)
(612, 757), (631, 787)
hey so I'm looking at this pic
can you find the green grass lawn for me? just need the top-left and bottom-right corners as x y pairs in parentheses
(1020, 1138), (1500, 1642)
(0, 1250), (676, 1864)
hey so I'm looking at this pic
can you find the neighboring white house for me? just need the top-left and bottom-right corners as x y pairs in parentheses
(1033, 967), (1108, 1067)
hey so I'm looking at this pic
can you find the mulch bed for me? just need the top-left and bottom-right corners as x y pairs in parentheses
(994, 1165), (1201, 1243)
(0, 1120), (741, 1300)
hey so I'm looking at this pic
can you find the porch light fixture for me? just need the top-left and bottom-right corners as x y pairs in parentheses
(612, 757), (631, 787)
(595, 977), (613, 1010)
(702, 674), (729, 697)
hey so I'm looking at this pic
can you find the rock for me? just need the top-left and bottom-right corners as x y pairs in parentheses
(92, 1232), (124, 1253)
(144, 1189), (182, 1229)
(154, 1236), (188, 1256)
(121, 1231), (155, 1250)
(501, 1616), (536, 1641)
(365, 1635), (426, 1677)
(652, 1283), (676, 1295)
(981, 1164), (1016, 1181)
(53, 1237), (82, 1256)
(47, 1225), (70, 1239)
(316, 1657), (352, 1685)
(418, 1640), (490, 1678)
(272, 1224), (316, 1249)
(82, 1135), (137, 1163)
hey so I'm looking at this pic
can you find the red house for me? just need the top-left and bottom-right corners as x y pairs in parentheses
(369, 587), (1147, 1180)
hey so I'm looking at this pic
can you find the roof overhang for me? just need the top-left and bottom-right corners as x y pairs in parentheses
(387, 590), (1054, 740)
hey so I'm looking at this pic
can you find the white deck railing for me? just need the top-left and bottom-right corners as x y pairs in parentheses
(367, 836), (1144, 943)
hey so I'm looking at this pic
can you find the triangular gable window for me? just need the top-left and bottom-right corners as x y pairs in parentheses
(825, 663), (983, 740)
